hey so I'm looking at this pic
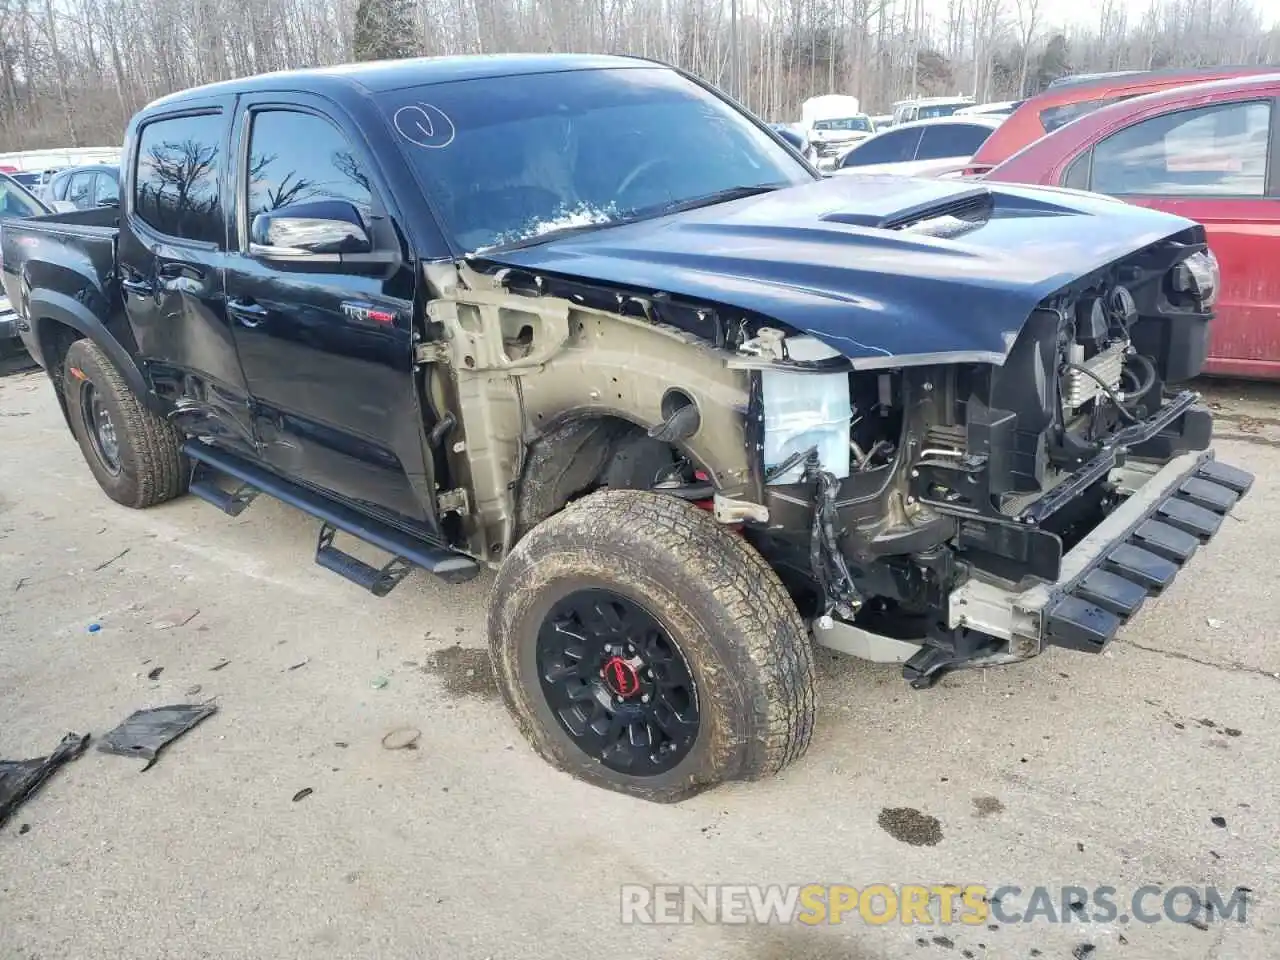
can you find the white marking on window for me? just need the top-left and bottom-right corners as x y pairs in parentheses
(393, 103), (456, 149)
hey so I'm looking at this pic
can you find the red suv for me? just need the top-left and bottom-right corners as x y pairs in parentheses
(966, 66), (1275, 176)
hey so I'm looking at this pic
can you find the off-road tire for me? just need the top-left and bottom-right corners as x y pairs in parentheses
(489, 488), (817, 802)
(63, 338), (187, 508)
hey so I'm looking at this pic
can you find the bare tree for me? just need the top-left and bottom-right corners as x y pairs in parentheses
(0, 0), (1278, 149)
(1013, 0), (1040, 95)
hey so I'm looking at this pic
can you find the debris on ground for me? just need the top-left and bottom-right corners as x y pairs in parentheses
(209, 659), (231, 671)
(1206, 618), (1224, 628)
(381, 727), (421, 751)
(292, 787), (313, 802)
(87, 622), (102, 634)
(1211, 815), (1228, 828)
(184, 684), (202, 697)
(877, 807), (943, 846)
(370, 677), (389, 690)
(98, 704), (217, 771)
(146, 666), (164, 680)
(93, 548), (130, 571)
(151, 609), (200, 629)
(0, 732), (90, 826)
(286, 658), (310, 671)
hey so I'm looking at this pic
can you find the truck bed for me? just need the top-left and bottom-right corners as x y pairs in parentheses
(0, 207), (119, 320)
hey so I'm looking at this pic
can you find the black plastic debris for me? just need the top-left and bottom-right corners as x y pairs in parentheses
(0, 732), (90, 827)
(98, 704), (216, 771)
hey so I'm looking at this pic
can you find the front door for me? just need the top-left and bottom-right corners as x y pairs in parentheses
(116, 101), (257, 454)
(223, 95), (430, 524)
(1084, 96), (1280, 375)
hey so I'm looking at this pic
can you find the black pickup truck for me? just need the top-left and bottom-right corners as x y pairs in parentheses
(1, 54), (1252, 801)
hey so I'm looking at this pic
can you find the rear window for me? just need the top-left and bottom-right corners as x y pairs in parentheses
(1039, 94), (1140, 133)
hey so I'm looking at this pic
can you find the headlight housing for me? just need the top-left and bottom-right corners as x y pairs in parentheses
(1171, 249), (1219, 311)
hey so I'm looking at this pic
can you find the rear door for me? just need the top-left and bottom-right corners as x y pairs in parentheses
(223, 93), (430, 524)
(1072, 97), (1280, 373)
(116, 99), (257, 454)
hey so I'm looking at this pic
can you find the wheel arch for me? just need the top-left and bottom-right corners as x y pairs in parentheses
(28, 290), (156, 419)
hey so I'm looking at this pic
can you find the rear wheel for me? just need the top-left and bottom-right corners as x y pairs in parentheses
(63, 338), (187, 508)
(489, 488), (816, 802)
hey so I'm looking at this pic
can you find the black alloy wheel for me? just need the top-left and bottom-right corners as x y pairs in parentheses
(536, 588), (698, 775)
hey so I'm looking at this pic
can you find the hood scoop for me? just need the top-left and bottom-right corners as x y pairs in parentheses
(819, 183), (993, 231)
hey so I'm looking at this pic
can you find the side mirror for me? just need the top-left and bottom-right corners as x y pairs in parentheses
(249, 199), (372, 258)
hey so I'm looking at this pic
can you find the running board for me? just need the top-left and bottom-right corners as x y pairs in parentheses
(182, 441), (480, 590)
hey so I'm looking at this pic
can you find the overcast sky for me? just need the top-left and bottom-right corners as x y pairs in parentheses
(1030, 0), (1280, 29)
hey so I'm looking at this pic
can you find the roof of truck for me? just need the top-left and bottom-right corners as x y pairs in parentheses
(145, 53), (652, 109)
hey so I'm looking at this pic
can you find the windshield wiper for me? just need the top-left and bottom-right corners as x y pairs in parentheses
(643, 182), (786, 218)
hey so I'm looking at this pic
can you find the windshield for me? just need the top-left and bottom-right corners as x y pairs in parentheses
(378, 67), (812, 253)
(814, 117), (871, 132)
(0, 175), (47, 218)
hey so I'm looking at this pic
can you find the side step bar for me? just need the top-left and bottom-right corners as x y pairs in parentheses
(183, 440), (480, 592)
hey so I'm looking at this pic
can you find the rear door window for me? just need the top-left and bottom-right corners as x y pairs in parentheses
(94, 171), (119, 206)
(915, 123), (996, 160)
(841, 128), (923, 167)
(134, 112), (225, 245)
(68, 172), (94, 208)
(1090, 100), (1272, 197)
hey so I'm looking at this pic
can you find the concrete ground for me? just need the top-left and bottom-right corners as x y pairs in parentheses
(1, 362), (1277, 960)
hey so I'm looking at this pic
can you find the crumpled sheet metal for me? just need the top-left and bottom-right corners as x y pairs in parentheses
(0, 732), (90, 827)
(98, 703), (216, 770)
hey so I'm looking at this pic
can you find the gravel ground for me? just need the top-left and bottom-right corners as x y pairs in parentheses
(1, 365), (1277, 960)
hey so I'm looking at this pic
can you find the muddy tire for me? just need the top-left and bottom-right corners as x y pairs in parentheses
(63, 338), (187, 508)
(489, 488), (816, 802)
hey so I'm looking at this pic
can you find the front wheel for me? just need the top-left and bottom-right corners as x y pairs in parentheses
(63, 338), (187, 508)
(488, 489), (816, 802)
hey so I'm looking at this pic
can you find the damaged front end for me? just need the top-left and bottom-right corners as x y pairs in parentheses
(437, 177), (1250, 689)
(746, 240), (1252, 687)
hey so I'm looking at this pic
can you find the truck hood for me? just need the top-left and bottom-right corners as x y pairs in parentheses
(480, 176), (1200, 368)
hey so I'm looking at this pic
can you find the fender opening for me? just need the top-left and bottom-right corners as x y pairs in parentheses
(514, 415), (715, 543)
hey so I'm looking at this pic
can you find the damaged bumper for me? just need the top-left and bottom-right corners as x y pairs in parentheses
(948, 451), (1253, 657)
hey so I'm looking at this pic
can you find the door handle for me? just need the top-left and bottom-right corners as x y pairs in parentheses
(120, 276), (155, 296)
(158, 261), (205, 282)
(227, 297), (270, 328)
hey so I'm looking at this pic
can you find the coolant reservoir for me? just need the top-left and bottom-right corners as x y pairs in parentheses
(761, 335), (851, 484)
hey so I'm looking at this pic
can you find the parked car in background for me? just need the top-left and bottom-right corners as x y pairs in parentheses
(44, 164), (120, 211)
(870, 113), (893, 129)
(768, 121), (807, 153)
(984, 73), (1280, 379)
(806, 113), (876, 169)
(889, 95), (974, 125)
(9, 169), (59, 192)
(956, 100), (1022, 117)
(966, 65), (1276, 176)
(835, 115), (1001, 178)
(0, 172), (51, 355)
